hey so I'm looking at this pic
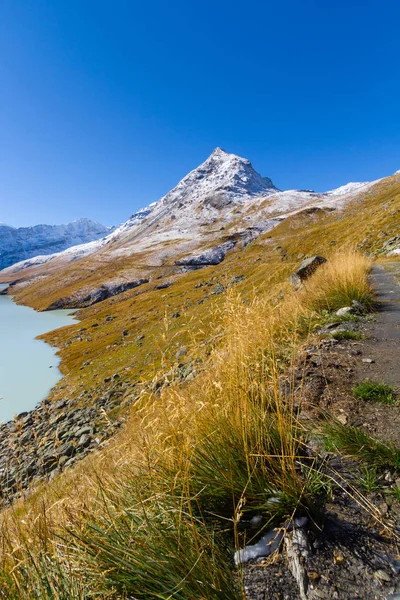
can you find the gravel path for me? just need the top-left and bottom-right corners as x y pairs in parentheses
(355, 262), (400, 390)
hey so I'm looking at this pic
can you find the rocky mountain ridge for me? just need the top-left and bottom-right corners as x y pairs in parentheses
(0, 218), (112, 270)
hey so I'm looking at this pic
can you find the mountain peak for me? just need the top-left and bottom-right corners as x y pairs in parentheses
(158, 148), (278, 210)
(209, 146), (229, 157)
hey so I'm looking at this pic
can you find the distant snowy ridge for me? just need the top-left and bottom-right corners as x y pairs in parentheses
(1, 205), (157, 273)
(0, 218), (113, 270)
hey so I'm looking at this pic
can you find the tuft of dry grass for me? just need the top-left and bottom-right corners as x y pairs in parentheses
(300, 250), (374, 312)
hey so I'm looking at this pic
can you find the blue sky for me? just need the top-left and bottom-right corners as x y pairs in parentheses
(1, 0), (400, 227)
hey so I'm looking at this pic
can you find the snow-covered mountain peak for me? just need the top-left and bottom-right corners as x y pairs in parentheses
(209, 146), (229, 158)
(157, 148), (278, 211)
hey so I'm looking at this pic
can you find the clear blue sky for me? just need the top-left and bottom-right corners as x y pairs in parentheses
(1, 0), (400, 227)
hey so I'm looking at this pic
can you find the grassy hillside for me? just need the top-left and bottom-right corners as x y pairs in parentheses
(0, 174), (399, 598)
(25, 173), (400, 419)
(0, 250), (375, 599)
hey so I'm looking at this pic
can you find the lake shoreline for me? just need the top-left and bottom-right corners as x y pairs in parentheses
(0, 284), (77, 421)
(0, 285), (139, 506)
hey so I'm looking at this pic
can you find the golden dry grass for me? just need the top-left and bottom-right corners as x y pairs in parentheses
(0, 249), (375, 599)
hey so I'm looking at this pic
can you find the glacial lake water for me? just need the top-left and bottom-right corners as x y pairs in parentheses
(0, 284), (76, 423)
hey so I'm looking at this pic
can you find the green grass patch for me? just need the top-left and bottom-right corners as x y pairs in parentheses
(353, 380), (397, 405)
(67, 486), (240, 600)
(320, 420), (400, 470)
(386, 487), (400, 503)
(358, 465), (381, 493)
(331, 330), (362, 341)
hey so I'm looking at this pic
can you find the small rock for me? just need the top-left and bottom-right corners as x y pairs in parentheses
(337, 413), (348, 425)
(77, 434), (91, 449)
(351, 300), (365, 314)
(379, 502), (389, 516)
(362, 358), (375, 364)
(74, 425), (93, 438)
(374, 569), (391, 582)
(176, 347), (187, 360)
(290, 255), (327, 288)
(155, 282), (172, 290)
(333, 551), (344, 564)
(336, 306), (352, 316)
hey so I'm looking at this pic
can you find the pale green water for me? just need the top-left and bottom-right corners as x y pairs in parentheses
(0, 285), (76, 422)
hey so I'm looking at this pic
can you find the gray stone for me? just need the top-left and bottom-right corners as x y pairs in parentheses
(155, 282), (172, 290)
(57, 443), (75, 458)
(290, 256), (327, 288)
(175, 241), (236, 268)
(351, 300), (365, 312)
(336, 306), (352, 316)
(176, 347), (187, 360)
(47, 278), (150, 309)
(41, 452), (58, 470)
(77, 434), (91, 449)
(74, 425), (94, 437)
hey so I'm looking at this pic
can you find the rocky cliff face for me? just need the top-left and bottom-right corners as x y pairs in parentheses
(0, 218), (112, 269)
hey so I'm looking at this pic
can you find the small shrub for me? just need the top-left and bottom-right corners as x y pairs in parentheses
(353, 381), (397, 405)
(304, 251), (374, 313)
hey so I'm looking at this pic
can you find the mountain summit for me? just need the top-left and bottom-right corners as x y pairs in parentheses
(158, 147), (278, 210)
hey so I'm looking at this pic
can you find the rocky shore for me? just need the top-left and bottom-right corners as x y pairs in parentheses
(0, 375), (137, 506)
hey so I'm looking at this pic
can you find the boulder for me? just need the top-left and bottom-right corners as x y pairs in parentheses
(46, 278), (149, 309)
(290, 256), (327, 288)
(175, 241), (236, 269)
(336, 300), (365, 317)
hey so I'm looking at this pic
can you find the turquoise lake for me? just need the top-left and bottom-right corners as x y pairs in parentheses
(0, 285), (76, 422)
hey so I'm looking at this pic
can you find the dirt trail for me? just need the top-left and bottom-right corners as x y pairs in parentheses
(339, 261), (400, 447)
(356, 262), (400, 390)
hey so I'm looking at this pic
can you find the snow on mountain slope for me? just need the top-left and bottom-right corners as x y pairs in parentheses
(0, 204), (159, 274)
(158, 147), (278, 208)
(0, 218), (113, 270)
(0, 149), (383, 286)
